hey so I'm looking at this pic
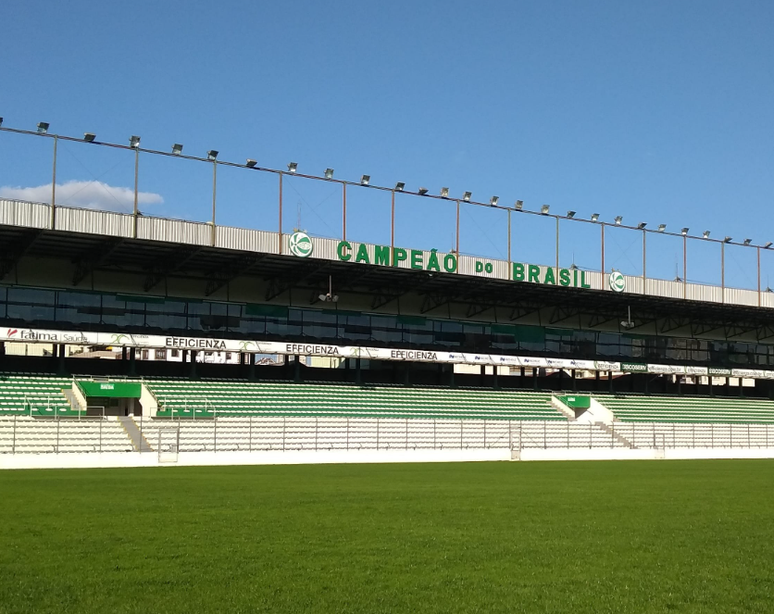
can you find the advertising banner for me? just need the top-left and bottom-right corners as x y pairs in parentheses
(2, 326), (774, 380)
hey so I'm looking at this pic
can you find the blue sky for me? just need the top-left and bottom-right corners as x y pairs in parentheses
(1, 0), (773, 289)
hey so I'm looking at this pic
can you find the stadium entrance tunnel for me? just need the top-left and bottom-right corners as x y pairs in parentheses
(75, 381), (144, 417)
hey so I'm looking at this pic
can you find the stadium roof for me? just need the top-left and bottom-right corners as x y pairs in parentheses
(2, 208), (774, 341)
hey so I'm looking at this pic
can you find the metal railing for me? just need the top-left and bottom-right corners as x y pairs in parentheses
(2, 415), (774, 455)
(121, 416), (774, 454)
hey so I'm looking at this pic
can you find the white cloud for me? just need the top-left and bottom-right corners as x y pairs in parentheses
(0, 180), (163, 213)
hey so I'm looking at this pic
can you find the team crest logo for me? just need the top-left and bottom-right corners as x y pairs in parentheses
(289, 232), (313, 258)
(609, 271), (626, 293)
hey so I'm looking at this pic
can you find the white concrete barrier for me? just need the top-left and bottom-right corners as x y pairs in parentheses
(3, 445), (774, 470)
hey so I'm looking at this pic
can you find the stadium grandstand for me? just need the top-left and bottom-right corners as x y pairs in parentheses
(2, 122), (774, 466)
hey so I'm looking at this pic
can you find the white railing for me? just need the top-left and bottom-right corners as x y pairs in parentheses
(2, 416), (774, 455)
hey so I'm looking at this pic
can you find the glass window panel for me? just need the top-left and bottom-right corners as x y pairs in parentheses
(6, 288), (56, 322)
(146, 300), (187, 331)
(101, 294), (145, 328)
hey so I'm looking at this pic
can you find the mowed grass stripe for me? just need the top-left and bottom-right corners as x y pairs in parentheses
(0, 460), (773, 614)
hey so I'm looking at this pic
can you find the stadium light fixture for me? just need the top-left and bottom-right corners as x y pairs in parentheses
(637, 222), (647, 230)
(246, 159), (257, 168)
(287, 162), (297, 174)
(590, 213), (599, 222)
(207, 150), (219, 161)
(324, 168), (334, 179)
(681, 228), (689, 236)
(462, 191), (472, 202)
(566, 210), (576, 218)
(318, 276), (339, 303)
(83, 133), (96, 143)
(37, 122), (50, 134)
(744, 238), (752, 245)
(703, 230), (711, 239)
(0, 117), (3, 127)
(614, 216), (623, 225)
(541, 204), (550, 215)
(440, 187), (449, 198)
(658, 224), (666, 232)
(418, 187), (429, 195)
(724, 236), (732, 243)
(765, 242), (773, 249)
(360, 175), (370, 186)
(394, 182), (405, 191)
(620, 304), (635, 329)
(490, 196), (499, 206)
(514, 200), (524, 210)
(129, 135), (140, 148)
(172, 143), (183, 155)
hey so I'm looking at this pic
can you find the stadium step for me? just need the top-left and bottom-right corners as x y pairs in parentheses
(117, 416), (153, 452)
(596, 422), (635, 449)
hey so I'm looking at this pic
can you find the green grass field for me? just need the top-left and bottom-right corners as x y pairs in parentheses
(1, 460), (773, 613)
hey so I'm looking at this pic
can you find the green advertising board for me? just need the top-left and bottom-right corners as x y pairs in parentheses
(557, 395), (591, 410)
(78, 381), (142, 399)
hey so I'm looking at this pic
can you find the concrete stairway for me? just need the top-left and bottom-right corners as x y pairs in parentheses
(597, 422), (635, 448)
(118, 416), (153, 452)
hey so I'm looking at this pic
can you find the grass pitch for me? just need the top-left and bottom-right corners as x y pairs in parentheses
(1, 460), (773, 613)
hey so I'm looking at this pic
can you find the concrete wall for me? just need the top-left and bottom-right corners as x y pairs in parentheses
(3, 446), (774, 470)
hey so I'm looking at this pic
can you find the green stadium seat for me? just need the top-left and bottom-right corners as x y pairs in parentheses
(594, 394), (774, 424)
(146, 380), (563, 421)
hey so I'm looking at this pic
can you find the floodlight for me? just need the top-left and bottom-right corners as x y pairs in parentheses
(172, 143), (183, 155)
(637, 222), (647, 230)
(681, 228), (689, 236)
(246, 159), (257, 168)
(360, 175), (370, 186)
(0, 117), (3, 127)
(394, 182), (405, 191)
(129, 135), (140, 148)
(324, 168), (334, 179)
(703, 230), (711, 239)
(541, 204), (550, 214)
(287, 162), (297, 173)
(566, 210), (576, 218)
(418, 187), (429, 195)
(590, 213), (599, 222)
(658, 224), (666, 232)
(462, 191), (472, 201)
(724, 236), (732, 243)
(37, 122), (49, 134)
(742, 238), (752, 245)
(83, 133), (96, 142)
(490, 196), (499, 206)
(614, 216), (623, 225)
(514, 200), (524, 210)
(207, 150), (218, 161)
(440, 187), (449, 198)
(765, 242), (773, 249)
